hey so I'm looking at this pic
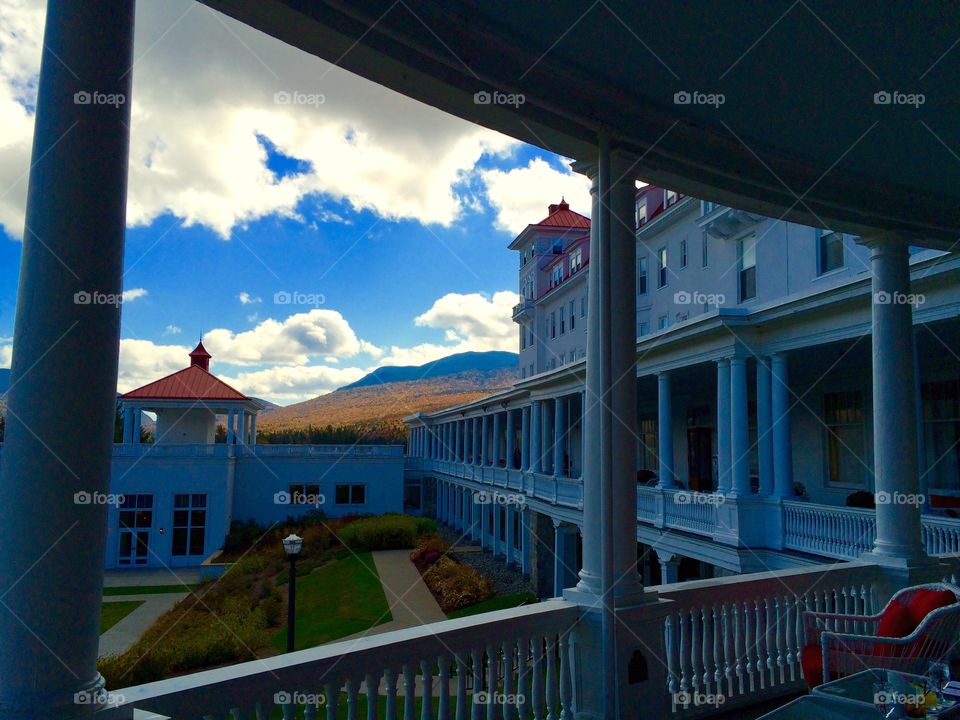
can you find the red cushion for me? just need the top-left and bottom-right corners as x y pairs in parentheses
(906, 589), (956, 627)
(800, 644), (824, 689)
(875, 601), (917, 657)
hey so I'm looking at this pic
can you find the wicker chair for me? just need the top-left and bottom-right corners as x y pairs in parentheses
(801, 583), (960, 688)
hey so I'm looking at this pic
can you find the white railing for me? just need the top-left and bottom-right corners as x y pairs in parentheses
(656, 561), (881, 715)
(637, 486), (658, 522)
(98, 601), (578, 720)
(255, 444), (404, 458)
(111, 443), (229, 458)
(922, 515), (960, 555)
(663, 489), (720, 537)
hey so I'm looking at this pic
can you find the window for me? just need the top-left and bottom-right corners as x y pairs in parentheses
(824, 391), (866, 486)
(513, 512), (521, 549)
(550, 311), (556, 339)
(289, 484), (321, 505)
(404, 480), (422, 511)
(636, 197), (648, 227)
(923, 380), (960, 490)
(529, 363), (534, 377)
(702, 200), (718, 215)
(638, 321), (649, 337)
(738, 234), (757, 302)
(335, 484), (366, 505)
(638, 415), (658, 471)
(520, 326), (525, 350)
(569, 301), (576, 330)
(172, 493), (206, 556)
(521, 367), (526, 379)
(680, 239), (688, 268)
(665, 189), (678, 207)
(658, 315), (668, 330)
(581, 295), (587, 317)
(638, 256), (648, 295)
(551, 265), (563, 288)
(560, 306), (566, 335)
(818, 230), (844, 274)
(657, 247), (668, 288)
(701, 233), (709, 267)
(528, 327), (534, 347)
(570, 247), (583, 274)
(118, 494), (153, 566)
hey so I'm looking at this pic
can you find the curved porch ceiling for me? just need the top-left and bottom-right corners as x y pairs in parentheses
(199, 0), (960, 247)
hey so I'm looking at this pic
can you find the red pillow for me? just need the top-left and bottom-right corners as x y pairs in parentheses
(906, 589), (956, 627)
(800, 644), (824, 689)
(876, 601), (916, 657)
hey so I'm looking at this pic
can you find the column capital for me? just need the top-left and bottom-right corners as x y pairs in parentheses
(571, 159), (598, 179)
(854, 230), (912, 251)
(715, 356), (731, 367)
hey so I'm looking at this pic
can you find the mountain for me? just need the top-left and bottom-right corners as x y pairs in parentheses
(340, 351), (518, 390)
(258, 351), (519, 432)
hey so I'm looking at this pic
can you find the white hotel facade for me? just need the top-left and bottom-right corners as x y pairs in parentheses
(405, 187), (960, 597)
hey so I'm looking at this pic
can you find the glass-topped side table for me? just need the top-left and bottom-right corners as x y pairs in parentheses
(813, 669), (960, 718)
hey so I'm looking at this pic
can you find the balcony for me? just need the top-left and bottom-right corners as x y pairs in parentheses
(697, 204), (765, 239)
(512, 298), (535, 323)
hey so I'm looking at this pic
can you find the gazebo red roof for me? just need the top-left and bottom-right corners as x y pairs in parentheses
(121, 344), (248, 402)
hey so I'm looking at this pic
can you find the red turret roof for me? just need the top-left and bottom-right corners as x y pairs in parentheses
(121, 345), (248, 401)
(531, 198), (590, 229)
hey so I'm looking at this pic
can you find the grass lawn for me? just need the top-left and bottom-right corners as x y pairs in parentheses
(103, 584), (201, 596)
(272, 551), (391, 651)
(100, 601), (144, 634)
(446, 591), (537, 619)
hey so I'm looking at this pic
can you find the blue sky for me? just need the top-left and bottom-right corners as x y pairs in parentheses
(0, 0), (591, 403)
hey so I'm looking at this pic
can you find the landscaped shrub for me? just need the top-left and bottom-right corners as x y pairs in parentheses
(422, 556), (494, 612)
(409, 534), (450, 563)
(336, 514), (432, 551)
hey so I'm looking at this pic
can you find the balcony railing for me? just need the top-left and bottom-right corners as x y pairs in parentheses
(512, 298), (534, 322)
(255, 444), (404, 458)
(111, 443), (229, 457)
(106, 443), (404, 459)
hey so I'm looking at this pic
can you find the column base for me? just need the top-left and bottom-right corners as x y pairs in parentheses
(563, 584), (660, 609)
(0, 673), (108, 720)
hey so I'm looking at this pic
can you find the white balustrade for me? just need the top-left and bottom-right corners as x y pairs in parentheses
(782, 501), (876, 559)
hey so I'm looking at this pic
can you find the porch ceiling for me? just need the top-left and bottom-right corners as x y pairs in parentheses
(200, 0), (960, 246)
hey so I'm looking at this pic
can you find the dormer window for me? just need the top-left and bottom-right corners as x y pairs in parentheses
(665, 189), (679, 208)
(570, 247), (583, 274)
(636, 197), (647, 227)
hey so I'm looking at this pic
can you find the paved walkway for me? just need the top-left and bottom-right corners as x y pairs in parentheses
(99, 592), (188, 657)
(340, 549), (445, 642)
(103, 567), (204, 588)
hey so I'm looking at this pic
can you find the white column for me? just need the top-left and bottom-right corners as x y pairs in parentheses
(657, 373), (675, 488)
(716, 359), (732, 493)
(530, 402), (542, 472)
(454, 421), (461, 461)
(0, 2), (136, 714)
(521, 508), (532, 574)
(658, 553), (680, 584)
(771, 354), (794, 498)
(237, 409), (246, 446)
(553, 396), (567, 477)
(541, 399), (553, 474)
(481, 415), (490, 467)
(580, 390), (587, 478)
(506, 409), (516, 470)
(472, 417), (480, 464)
(226, 408), (235, 445)
(756, 357), (774, 497)
(505, 505), (516, 565)
(554, 521), (570, 597)
(492, 412), (502, 467)
(730, 356), (750, 495)
(493, 503), (502, 557)
(250, 413), (257, 446)
(132, 408), (141, 445)
(862, 235), (927, 564)
(122, 407), (134, 444)
(520, 407), (530, 471)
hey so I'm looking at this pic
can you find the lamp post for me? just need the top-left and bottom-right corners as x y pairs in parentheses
(282, 533), (303, 652)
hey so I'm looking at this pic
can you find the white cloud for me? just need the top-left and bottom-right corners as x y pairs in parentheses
(482, 157), (591, 234)
(118, 338), (192, 393)
(0, 343), (11, 368)
(238, 292), (261, 305)
(163, 324), (182, 335)
(379, 290), (518, 366)
(221, 365), (365, 403)
(0, 0), (518, 240)
(122, 288), (148, 303)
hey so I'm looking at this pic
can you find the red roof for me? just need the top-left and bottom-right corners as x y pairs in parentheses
(531, 198), (590, 229)
(121, 364), (248, 402)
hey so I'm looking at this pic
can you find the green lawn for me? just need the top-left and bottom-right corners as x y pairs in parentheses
(102, 584), (201, 596)
(100, 601), (144, 633)
(272, 551), (391, 651)
(446, 591), (537, 619)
